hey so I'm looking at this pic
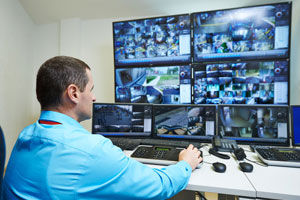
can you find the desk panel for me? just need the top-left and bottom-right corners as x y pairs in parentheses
(244, 150), (300, 200)
(187, 148), (256, 197)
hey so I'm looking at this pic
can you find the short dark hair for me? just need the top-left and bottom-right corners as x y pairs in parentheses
(36, 56), (91, 109)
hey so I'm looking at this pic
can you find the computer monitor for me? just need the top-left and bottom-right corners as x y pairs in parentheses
(192, 2), (291, 62)
(291, 105), (300, 147)
(92, 103), (152, 137)
(217, 105), (289, 146)
(115, 65), (192, 104)
(193, 60), (289, 105)
(153, 104), (216, 142)
(113, 14), (191, 67)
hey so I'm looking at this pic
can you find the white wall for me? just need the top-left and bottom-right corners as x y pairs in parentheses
(0, 0), (36, 165)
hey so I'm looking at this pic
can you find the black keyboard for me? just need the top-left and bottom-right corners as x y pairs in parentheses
(141, 139), (202, 149)
(131, 145), (203, 168)
(110, 138), (141, 150)
(110, 137), (202, 150)
(255, 147), (300, 167)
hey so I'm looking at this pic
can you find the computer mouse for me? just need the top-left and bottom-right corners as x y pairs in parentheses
(239, 162), (253, 173)
(212, 162), (226, 173)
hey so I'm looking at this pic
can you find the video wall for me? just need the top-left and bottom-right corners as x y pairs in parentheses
(113, 2), (291, 105)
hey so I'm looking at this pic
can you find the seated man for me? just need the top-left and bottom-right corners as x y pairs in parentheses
(2, 56), (202, 199)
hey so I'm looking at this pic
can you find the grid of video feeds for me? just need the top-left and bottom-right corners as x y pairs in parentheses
(115, 65), (191, 104)
(113, 14), (191, 66)
(193, 3), (291, 62)
(193, 60), (288, 104)
(218, 105), (289, 145)
(113, 2), (291, 105)
(153, 105), (216, 140)
(92, 104), (152, 136)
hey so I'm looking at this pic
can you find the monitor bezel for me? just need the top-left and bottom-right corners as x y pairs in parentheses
(217, 104), (290, 146)
(192, 58), (290, 105)
(191, 2), (292, 63)
(152, 104), (217, 143)
(112, 13), (192, 68)
(92, 102), (153, 138)
(291, 105), (300, 147)
(114, 64), (193, 104)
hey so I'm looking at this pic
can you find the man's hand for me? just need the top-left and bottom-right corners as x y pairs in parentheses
(178, 144), (203, 170)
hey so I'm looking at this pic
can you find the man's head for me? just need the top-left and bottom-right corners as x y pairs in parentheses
(36, 56), (96, 122)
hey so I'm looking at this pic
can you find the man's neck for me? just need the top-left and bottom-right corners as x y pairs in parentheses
(43, 106), (79, 122)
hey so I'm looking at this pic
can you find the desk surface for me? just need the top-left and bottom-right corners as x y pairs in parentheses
(187, 146), (256, 197)
(125, 145), (300, 200)
(244, 149), (300, 200)
(125, 146), (256, 197)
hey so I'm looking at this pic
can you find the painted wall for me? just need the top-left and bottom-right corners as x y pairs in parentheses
(0, 0), (36, 165)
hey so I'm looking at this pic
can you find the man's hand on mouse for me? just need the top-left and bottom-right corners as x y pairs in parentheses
(178, 144), (202, 170)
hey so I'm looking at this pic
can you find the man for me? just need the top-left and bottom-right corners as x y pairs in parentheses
(2, 56), (202, 199)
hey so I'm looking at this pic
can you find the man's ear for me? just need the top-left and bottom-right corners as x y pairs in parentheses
(66, 84), (80, 104)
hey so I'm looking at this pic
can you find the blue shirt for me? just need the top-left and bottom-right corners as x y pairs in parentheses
(2, 111), (192, 200)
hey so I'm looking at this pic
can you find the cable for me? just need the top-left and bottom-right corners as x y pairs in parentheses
(245, 157), (268, 167)
(195, 191), (207, 200)
(203, 161), (213, 165)
(199, 144), (209, 149)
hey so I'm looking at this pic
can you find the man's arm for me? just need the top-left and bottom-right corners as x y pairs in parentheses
(78, 138), (199, 199)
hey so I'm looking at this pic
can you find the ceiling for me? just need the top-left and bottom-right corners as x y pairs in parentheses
(18, 0), (284, 25)
(18, 0), (197, 25)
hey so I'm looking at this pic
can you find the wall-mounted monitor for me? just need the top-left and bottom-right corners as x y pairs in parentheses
(92, 103), (152, 137)
(192, 2), (291, 62)
(115, 65), (192, 104)
(291, 105), (300, 147)
(153, 104), (216, 142)
(113, 14), (191, 67)
(193, 60), (289, 104)
(217, 105), (289, 146)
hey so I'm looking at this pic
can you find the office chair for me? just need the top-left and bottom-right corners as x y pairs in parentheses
(0, 126), (5, 197)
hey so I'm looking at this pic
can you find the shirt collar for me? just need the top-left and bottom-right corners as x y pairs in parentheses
(39, 110), (83, 129)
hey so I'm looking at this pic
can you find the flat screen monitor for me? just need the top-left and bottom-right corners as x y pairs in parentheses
(153, 104), (216, 142)
(92, 103), (152, 137)
(115, 65), (192, 104)
(291, 105), (300, 147)
(192, 2), (291, 62)
(193, 60), (289, 104)
(217, 105), (289, 146)
(113, 14), (191, 67)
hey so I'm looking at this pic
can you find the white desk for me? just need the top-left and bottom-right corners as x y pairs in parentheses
(125, 147), (256, 198)
(243, 149), (300, 200)
(125, 146), (300, 199)
(187, 148), (256, 197)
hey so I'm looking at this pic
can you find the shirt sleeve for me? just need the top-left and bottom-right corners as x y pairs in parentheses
(77, 138), (192, 200)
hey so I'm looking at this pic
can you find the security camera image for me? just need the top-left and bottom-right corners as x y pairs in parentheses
(113, 14), (191, 66)
(92, 104), (152, 136)
(193, 60), (288, 105)
(115, 65), (191, 104)
(153, 105), (215, 140)
(218, 105), (289, 144)
(193, 3), (291, 61)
